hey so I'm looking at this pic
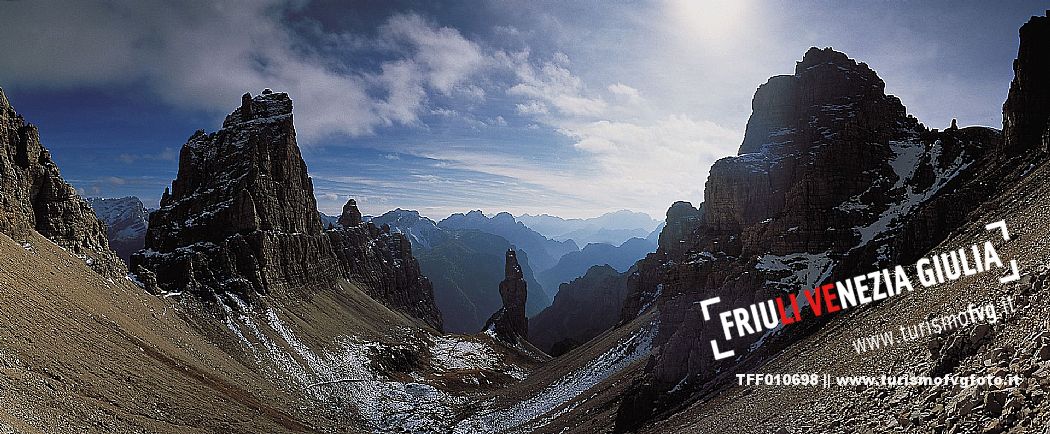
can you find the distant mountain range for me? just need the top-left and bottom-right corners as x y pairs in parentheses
(440, 210), (579, 273)
(87, 196), (149, 262)
(536, 236), (655, 301)
(517, 210), (661, 246)
(372, 209), (551, 333)
(369, 208), (667, 333)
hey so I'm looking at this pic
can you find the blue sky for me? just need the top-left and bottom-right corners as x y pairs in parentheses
(0, 1), (1045, 219)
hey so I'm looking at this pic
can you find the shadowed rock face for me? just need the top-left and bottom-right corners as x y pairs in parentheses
(615, 48), (1001, 430)
(1003, 12), (1050, 155)
(0, 88), (125, 278)
(326, 199), (442, 329)
(484, 249), (529, 343)
(530, 264), (630, 355)
(131, 90), (441, 330)
(337, 198), (362, 227)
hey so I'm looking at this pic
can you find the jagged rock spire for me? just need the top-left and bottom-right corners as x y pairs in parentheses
(484, 249), (529, 343)
(131, 90), (442, 330)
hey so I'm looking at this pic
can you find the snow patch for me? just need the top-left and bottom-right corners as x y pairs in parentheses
(454, 321), (656, 433)
(755, 252), (834, 292)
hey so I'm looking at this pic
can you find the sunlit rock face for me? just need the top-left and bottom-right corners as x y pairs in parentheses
(615, 48), (1000, 430)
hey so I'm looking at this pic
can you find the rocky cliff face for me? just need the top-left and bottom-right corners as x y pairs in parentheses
(326, 199), (442, 329)
(1002, 11), (1050, 155)
(131, 90), (441, 329)
(0, 88), (125, 277)
(615, 48), (1000, 429)
(484, 249), (529, 343)
(132, 90), (342, 299)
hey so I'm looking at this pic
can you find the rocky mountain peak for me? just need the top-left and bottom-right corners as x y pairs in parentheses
(133, 89), (338, 297)
(132, 91), (442, 330)
(740, 47), (908, 155)
(658, 201), (703, 256)
(1002, 11), (1050, 155)
(492, 211), (516, 224)
(0, 87), (125, 277)
(504, 249), (524, 280)
(223, 90), (293, 129)
(616, 46), (999, 429)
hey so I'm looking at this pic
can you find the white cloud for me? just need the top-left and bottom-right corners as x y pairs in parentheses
(515, 101), (549, 115)
(496, 45), (743, 215)
(0, 2), (486, 142)
(381, 13), (485, 95)
(607, 83), (642, 102)
(501, 51), (608, 117)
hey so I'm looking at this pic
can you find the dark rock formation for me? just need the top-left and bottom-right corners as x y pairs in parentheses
(337, 198), (362, 227)
(131, 91), (441, 329)
(619, 201), (702, 324)
(326, 199), (441, 329)
(1002, 11), (1050, 155)
(89, 196), (149, 263)
(615, 48), (1001, 430)
(530, 264), (630, 355)
(0, 88), (125, 277)
(484, 249), (529, 343)
(132, 90), (341, 299)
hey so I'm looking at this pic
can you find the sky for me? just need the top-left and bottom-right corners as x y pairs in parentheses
(0, 1), (1045, 219)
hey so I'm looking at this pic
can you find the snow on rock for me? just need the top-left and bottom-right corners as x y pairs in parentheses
(215, 296), (545, 432)
(453, 321), (656, 433)
(855, 139), (972, 246)
(754, 252), (834, 292)
(429, 335), (501, 371)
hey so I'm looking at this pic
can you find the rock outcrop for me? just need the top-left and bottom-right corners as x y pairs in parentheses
(1002, 11), (1050, 155)
(615, 48), (1000, 429)
(337, 198), (362, 227)
(132, 90), (342, 299)
(326, 199), (442, 329)
(484, 249), (529, 343)
(0, 88), (125, 277)
(131, 90), (441, 329)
